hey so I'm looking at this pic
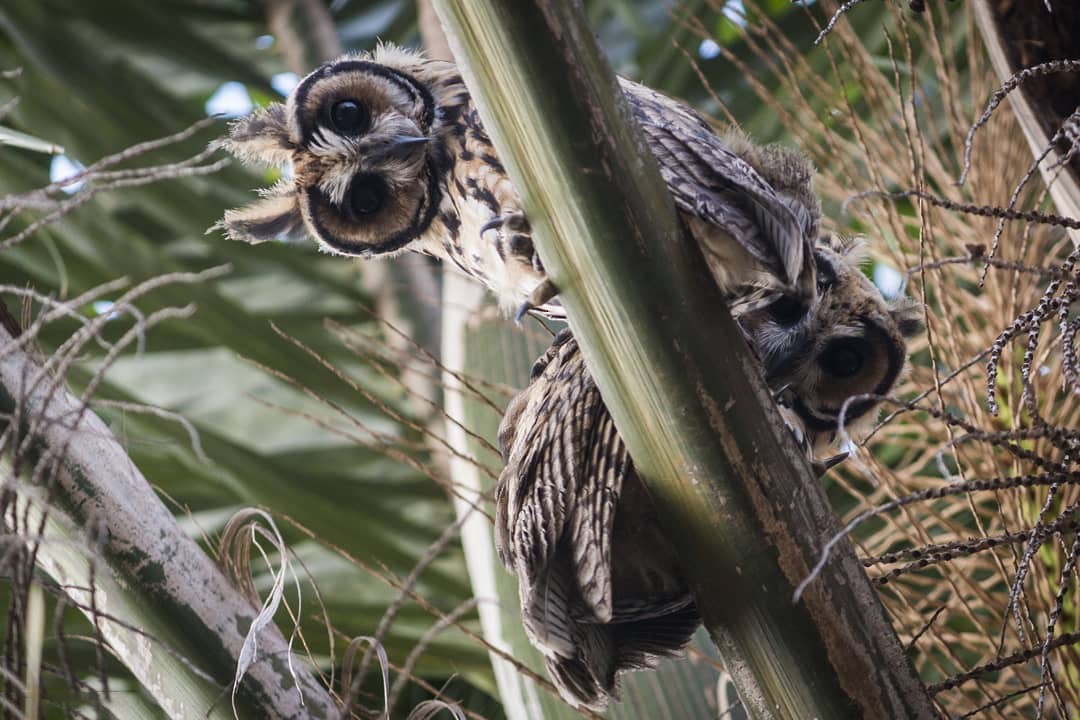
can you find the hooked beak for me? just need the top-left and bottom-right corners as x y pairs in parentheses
(375, 135), (430, 162)
(812, 452), (848, 478)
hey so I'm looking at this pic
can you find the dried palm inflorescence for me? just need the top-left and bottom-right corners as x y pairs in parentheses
(673, 0), (1080, 715)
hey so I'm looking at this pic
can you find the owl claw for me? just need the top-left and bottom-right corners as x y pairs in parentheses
(514, 280), (559, 324)
(772, 383), (794, 404)
(481, 213), (530, 238)
(811, 452), (848, 477)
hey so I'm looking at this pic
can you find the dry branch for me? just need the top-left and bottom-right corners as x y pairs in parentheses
(0, 317), (336, 719)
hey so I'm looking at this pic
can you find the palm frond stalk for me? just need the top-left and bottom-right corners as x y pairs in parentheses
(431, 1), (935, 717)
(0, 323), (335, 719)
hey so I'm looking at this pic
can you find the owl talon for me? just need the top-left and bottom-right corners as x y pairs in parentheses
(513, 302), (533, 324)
(481, 212), (530, 238)
(514, 280), (559, 324)
(811, 452), (848, 477)
(772, 383), (794, 404)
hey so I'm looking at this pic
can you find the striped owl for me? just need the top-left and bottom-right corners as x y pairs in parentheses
(497, 238), (921, 710)
(214, 45), (874, 441)
(215, 45), (924, 707)
(741, 233), (924, 452)
(216, 44), (818, 320)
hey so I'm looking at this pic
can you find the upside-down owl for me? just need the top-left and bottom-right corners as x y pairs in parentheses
(216, 44), (854, 435)
(216, 45), (923, 709)
(496, 236), (921, 710)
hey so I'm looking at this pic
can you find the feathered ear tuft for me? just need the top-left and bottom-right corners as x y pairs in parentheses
(212, 183), (303, 245)
(889, 296), (925, 338)
(723, 128), (822, 237)
(214, 104), (294, 168)
(370, 41), (428, 68)
(822, 234), (870, 265)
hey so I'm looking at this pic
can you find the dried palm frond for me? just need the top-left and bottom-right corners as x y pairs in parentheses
(677, 0), (1080, 715)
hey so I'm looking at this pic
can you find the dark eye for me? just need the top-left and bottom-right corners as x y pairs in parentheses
(328, 99), (369, 135)
(818, 337), (867, 379)
(767, 295), (808, 326)
(346, 177), (384, 219)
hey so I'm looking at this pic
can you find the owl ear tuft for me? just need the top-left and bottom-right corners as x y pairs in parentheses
(213, 186), (303, 245)
(822, 234), (870, 265)
(214, 104), (294, 168)
(889, 297), (925, 338)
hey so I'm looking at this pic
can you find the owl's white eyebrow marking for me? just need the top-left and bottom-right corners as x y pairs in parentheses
(308, 127), (357, 157)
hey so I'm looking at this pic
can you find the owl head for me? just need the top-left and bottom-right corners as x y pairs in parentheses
(734, 235), (922, 451)
(215, 46), (450, 256)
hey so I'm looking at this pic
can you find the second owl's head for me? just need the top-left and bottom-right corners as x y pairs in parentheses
(215, 48), (447, 257)
(735, 236), (923, 452)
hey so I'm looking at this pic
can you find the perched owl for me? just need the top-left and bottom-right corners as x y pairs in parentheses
(736, 234), (924, 451)
(216, 44), (818, 320)
(509, 232), (919, 709)
(496, 238), (922, 710)
(214, 44), (883, 440)
(215, 44), (924, 708)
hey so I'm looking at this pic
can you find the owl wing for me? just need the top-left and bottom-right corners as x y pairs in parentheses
(567, 399), (626, 622)
(495, 331), (623, 638)
(621, 78), (817, 302)
(495, 331), (583, 588)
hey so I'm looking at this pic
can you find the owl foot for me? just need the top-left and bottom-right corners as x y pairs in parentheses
(482, 214), (539, 273)
(514, 280), (559, 324)
(480, 213), (530, 237)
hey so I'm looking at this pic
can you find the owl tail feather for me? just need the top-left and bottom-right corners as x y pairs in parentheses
(544, 601), (702, 710)
(610, 600), (701, 669)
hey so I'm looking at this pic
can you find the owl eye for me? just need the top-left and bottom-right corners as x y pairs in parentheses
(345, 176), (385, 220)
(327, 99), (370, 135)
(766, 295), (808, 326)
(818, 337), (867, 379)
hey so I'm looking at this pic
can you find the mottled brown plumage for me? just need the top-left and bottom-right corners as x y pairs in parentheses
(216, 45), (924, 709)
(216, 44), (817, 317)
(742, 234), (924, 451)
(215, 44), (917, 446)
(496, 234), (921, 709)
(496, 330), (700, 711)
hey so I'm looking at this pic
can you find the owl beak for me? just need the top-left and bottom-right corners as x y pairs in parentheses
(811, 451), (848, 477)
(376, 135), (430, 161)
(392, 135), (429, 146)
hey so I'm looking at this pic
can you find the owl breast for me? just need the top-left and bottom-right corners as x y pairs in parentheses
(424, 193), (549, 315)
